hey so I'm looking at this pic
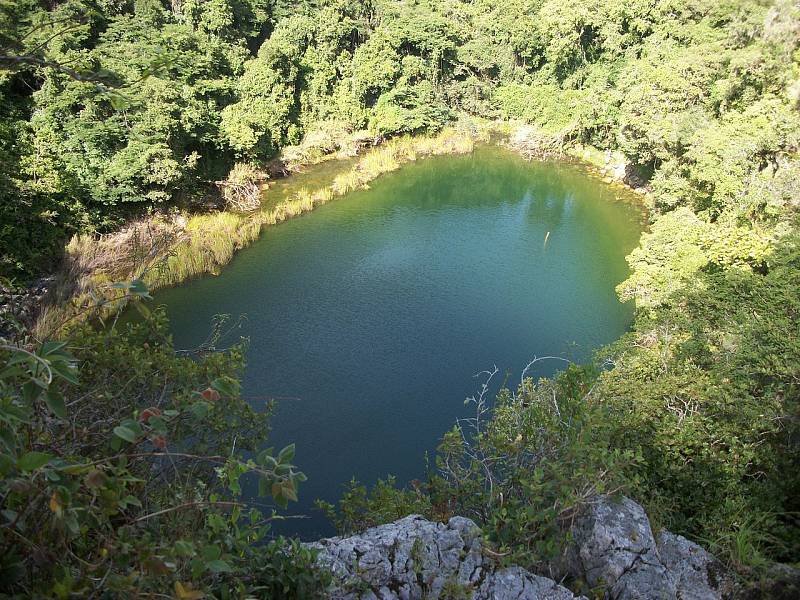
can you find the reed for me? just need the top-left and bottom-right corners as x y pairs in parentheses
(313, 187), (334, 205)
(170, 214), (260, 280)
(331, 170), (362, 196)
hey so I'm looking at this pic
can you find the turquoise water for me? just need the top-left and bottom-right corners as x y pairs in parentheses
(151, 145), (645, 538)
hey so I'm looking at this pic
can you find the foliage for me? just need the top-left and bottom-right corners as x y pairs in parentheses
(3, 0), (799, 284)
(316, 475), (432, 536)
(431, 365), (639, 573)
(217, 162), (263, 211)
(0, 285), (329, 597)
(599, 230), (800, 563)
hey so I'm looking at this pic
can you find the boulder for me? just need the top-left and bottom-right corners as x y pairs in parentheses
(566, 496), (734, 600)
(657, 531), (734, 600)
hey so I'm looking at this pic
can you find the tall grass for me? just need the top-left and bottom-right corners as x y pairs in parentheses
(329, 128), (474, 195)
(36, 128), (478, 336)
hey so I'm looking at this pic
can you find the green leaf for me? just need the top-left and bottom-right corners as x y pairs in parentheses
(174, 540), (195, 557)
(189, 402), (209, 420)
(6, 352), (32, 367)
(45, 389), (66, 419)
(0, 404), (29, 425)
(210, 377), (237, 398)
(64, 513), (80, 535)
(0, 453), (14, 477)
(282, 480), (298, 502)
(40, 341), (67, 356)
(119, 418), (142, 436)
(50, 361), (79, 385)
(17, 451), (52, 472)
(0, 425), (15, 452)
(206, 559), (233, 574)
(201, 545), (221, 561)
(148, 415), (168, 435)
(122, 495), (142, 508)
(59, 463), (89, 475)
(129, 279), (152, 299)
(110, 279), (151, 299)
(22, 381), (42, 404)
(278, 443), (295, 463)
(0, 365), (25, 379)
(113, 425), (138, 443)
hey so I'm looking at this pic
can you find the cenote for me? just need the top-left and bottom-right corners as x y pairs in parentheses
(150, 145), (645, 539)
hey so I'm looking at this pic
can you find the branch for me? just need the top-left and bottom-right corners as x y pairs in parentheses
(133, 500), (243, 523)
(0, 53), (115, 90)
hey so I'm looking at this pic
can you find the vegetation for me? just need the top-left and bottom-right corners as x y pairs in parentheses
(0, 290), (331, 596)
(1, 0), (799, 596)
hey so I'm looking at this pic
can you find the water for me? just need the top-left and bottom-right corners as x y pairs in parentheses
(151, 145), (645, 539)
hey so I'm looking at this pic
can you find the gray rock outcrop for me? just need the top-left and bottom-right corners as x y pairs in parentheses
(565, 496), (734, 600)
(309, 514), (583, 600)
(310, 496), (735, 600)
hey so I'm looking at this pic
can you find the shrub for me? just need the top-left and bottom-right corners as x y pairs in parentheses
(0, 294), (325, 597)
(217, 163), (264, 212)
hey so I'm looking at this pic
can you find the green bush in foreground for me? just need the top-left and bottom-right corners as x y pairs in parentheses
(0, 296), (328, 598)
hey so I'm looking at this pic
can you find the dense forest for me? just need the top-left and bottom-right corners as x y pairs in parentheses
(0, 0), (798, 597)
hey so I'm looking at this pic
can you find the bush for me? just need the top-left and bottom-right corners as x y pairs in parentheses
(600, 230), (800, 565)
(0, 293), (324, 597)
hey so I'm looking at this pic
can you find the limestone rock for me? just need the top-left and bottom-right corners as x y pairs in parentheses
(566, 496), (675, 599)
(657, 531), (734, 600)
(566, 496), (733, 600)
(309, 514), (583, 600)
(477, 567), (581, 600)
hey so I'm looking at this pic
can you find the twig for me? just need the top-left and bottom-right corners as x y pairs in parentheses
(133, 500), (243, 522)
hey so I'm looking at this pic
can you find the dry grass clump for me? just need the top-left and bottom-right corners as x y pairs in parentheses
(281, 121), (378, 170)
(154, 212), (261, 287)
(334, 128), (474, 194)
(331, 170), (363, 196)
(216, 163), (265, 211)
(34, 217), (185, 337)
(505, 123), (569, 159)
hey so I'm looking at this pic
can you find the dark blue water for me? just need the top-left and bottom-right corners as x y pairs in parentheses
(151, 145), (644, 538)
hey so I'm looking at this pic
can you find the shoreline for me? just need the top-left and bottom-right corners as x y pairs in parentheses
(26, 122), (649, 339)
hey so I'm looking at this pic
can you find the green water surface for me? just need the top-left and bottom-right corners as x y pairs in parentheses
(152, 145), (645, 538)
